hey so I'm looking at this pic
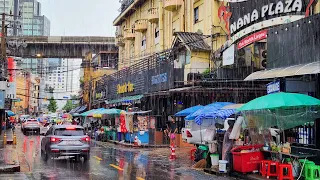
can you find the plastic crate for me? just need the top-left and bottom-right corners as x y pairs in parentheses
(231, 145), (264, 173)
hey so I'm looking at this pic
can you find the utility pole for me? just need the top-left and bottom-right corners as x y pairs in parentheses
(0, 13), (6, 136)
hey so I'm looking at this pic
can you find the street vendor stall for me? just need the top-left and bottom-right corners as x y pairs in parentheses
(123, 111), (153, 144)
(92, 108), (123, 141)
(234, 92), (320, 178)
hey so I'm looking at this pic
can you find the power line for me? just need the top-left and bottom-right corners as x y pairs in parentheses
(15, 87), (80, 93)
(16, 93), (80, 101)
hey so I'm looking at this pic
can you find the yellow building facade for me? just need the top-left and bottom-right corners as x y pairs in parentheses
(114, 0), (227, 71)
(82, 52), (117, 108)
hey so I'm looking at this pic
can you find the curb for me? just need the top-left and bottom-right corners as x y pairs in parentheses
(108, 140), (169, 148)
(0, 164), (20, 173)
(0, 145), (21, 173)
(230, 172), (264, 180)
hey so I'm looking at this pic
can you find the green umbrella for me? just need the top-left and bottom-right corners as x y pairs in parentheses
(80, 109), (98, 117)
(238, 92), (320, 130)
(98, 108), (123, 115)
(238, 92), (320, 111)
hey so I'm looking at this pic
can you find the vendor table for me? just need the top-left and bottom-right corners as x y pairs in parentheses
(261, 150), (316, 159)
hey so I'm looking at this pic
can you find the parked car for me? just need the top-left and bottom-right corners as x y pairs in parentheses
(41, 125), (90, 162)
(182, 118), (238, 145)
(182, 117), (280, 145)
(21, 119), (40, 135)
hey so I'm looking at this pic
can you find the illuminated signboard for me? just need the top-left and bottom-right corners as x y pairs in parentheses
(117, 82), (134, 94)
(218, 0), (315, 42)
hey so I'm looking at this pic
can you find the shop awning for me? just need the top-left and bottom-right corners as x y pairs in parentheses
(172, 32), (211, 52)
(75, 106), (87, 113)
(169, 86), (201, 92)
(106, 95), (143, 105)
(69, 106), (81, 114)
(244, 61), (320, 81)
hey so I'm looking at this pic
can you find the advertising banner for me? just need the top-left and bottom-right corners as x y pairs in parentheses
(0, 91), (5, 109)
(237, 30), (268, 49)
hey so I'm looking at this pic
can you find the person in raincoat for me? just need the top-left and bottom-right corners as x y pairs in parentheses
(222, 120), (235, 161)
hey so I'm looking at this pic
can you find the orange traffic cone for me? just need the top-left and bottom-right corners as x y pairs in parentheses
(169, 144), (176, 160)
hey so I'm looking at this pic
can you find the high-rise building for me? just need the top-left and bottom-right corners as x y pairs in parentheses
(45, 58), (82, 110)
(0, 0), (18, 36)
(19, 0), (50, 36)
(0, 0), (14, 14)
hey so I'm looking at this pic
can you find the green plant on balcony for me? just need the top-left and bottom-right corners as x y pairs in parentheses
(201, 68), (211, 78)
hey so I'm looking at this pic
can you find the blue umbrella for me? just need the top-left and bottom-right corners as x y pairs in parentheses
(175, 105), (203, 117)
(185, 102), (234, 120)
(5, 110), (15, 117)
(195, 109), (237, 125)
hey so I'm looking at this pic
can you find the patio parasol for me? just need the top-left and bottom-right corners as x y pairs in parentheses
(93, 108), (123, 118)
(175, 105), (203, 117)
(185, 102), (234, 120)
(62, 113), (72, 119)
(238, 92), (320, 130)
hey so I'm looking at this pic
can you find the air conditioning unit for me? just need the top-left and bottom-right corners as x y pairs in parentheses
(253, 42), (267, 70)
(236, 48), (250, 67)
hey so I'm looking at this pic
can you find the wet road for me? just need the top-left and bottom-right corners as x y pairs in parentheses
(12, 129), (236, 180)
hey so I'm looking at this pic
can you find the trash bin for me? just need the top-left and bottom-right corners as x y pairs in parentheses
(231, 145), (264, 173)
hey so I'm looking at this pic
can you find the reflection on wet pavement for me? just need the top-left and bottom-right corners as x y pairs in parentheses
(14, 130), (236, 180)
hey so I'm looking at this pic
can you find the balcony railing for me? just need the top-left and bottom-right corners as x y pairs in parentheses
(163, 0), (183, 11)
(148, 7), (159, 23)
(134, 19), (148, 32)
(124, 28), (135, 40)
(115, 36), (125, 46)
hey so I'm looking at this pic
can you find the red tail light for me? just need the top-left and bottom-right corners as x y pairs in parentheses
(66, 127), (76, 130)
(186, 130), (193, 137)
(81, 136), (90, 142)
(50, 137), (62, 143)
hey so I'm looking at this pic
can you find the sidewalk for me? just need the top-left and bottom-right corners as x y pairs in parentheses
(0, 130), (20, 173)
(93, 139), (169, 148)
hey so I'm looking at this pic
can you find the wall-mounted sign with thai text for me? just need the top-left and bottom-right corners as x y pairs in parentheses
(218, 0), (315, 43)
(151, 73), (168, 85)
(117, 82), (134, 94)
(238, 29), (268, 49)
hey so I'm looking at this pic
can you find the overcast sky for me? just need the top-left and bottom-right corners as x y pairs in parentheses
(37, 0), (120, 36)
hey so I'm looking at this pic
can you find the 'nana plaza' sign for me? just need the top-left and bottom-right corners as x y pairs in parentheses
(117, 82), (134, 94)
(218, 0), (315, 43)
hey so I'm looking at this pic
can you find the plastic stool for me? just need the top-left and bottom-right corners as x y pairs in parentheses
(302, 161), (315, 177)
(278, 164), (294, 180)
(260, 160), (272, 177)
(306, 164), (320, 180)
(267, 161), (279, 179)
(190, 148), (196, 160)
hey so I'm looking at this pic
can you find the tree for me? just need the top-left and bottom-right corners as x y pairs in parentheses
(62, 95), (79, 112)
(48, 97), (58, 112)
(63, 100), (76, 112)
